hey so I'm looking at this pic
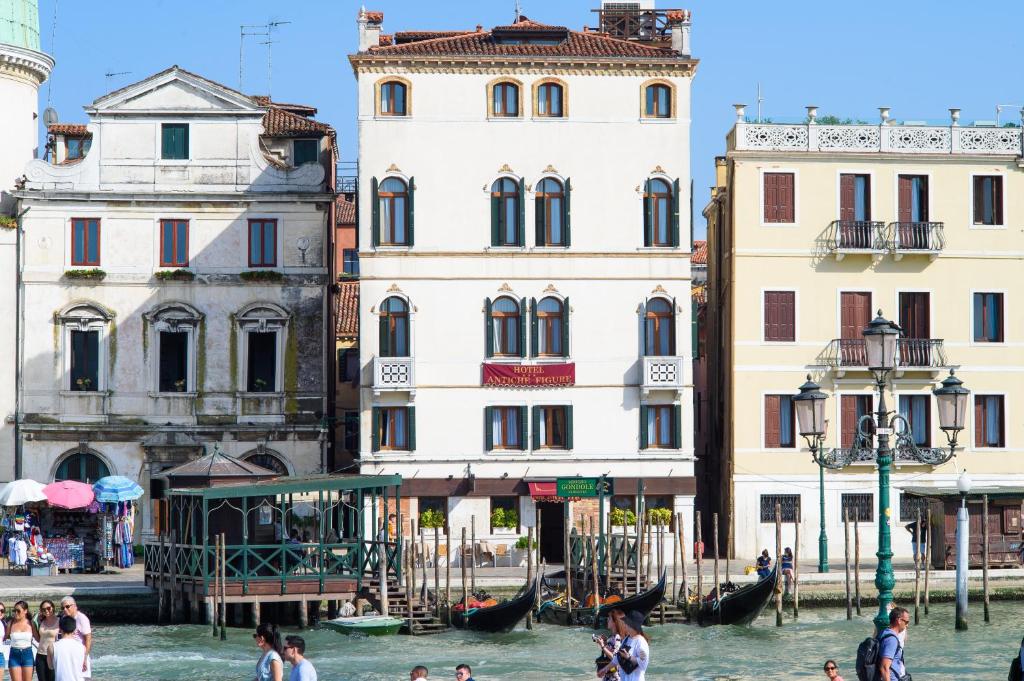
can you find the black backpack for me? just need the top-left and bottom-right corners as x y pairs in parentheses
(856, 631), (901, 681)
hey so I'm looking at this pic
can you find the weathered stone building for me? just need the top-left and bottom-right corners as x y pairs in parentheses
(13, 67), (336, 532)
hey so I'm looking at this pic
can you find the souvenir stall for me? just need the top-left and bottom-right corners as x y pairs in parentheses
(40, 480), (99, 573)
(92, 476), (144, 570)
(0, 479), (51, 574)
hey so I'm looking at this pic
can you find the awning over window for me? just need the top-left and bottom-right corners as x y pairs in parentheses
(527, 481), (557, 498)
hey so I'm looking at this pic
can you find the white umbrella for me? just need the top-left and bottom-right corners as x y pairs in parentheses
(0, 479), (48, 506)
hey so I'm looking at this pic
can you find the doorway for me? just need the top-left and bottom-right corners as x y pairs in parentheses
(537, 501), (565, 564)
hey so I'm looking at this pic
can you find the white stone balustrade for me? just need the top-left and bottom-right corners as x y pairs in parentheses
(373, 356), (416, 394)
(641, 355), (687, 395)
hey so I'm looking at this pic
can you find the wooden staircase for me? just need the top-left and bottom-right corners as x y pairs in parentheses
(365, 577), (449, 635)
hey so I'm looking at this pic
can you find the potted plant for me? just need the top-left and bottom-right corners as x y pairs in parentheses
(419, 508), (445, 530)
(63, 268), (107, 281)
(0, 215), (16, 230)
(240, 270), (284, 282)
(646, 507), (673, 527)
(490, 507), (519, 535)
(609, 507), (637, 529)
(510, 534), (537, 567)
(173, 379), (187, 392)
(74, 377), (93, 391)
(155, 268), (195, 282)
(253, 378), (269, 392)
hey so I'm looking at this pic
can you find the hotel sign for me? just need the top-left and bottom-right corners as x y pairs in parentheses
(482, 362), (575, 387)
(556, 477), (613, 498)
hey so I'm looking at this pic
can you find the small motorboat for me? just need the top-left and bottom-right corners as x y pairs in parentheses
(452, 578), (538, 633)
(538, 571), (667, 628)
(321, 615), (405, 636)
(696, 564), (778, 626)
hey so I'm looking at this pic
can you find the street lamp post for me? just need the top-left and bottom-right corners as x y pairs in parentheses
(796, 311), (968, 632)
(795, 375), (829, 572)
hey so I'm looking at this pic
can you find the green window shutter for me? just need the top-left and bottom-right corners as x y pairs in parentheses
(490, 194), (501, 247)
(531, 406), (541, 450)
(691, 299), (698, 360)
(371, 177), (380, 247)
(517, 177), (526, 246)
(485, 406), (494, 451)
(407, 176), (415, 247)
(529, 298), (538, 357)
(371, 408), (380, 452)
(379, 311), (390, 356)
(161, 125), (173, 159)
(671, 178), (681, 247)
(518, 297), (527, 358)
(563, 178), (571, 247)
(641, 299), (648, 356)
(535, 190), (546, 246)
(565, 406), (574, 450)
(518, 405), (528, 450)
(407, 406), (416, 451)
(643, 179), (653, 247)
(672, 404), (682, 449)
(484, 298), (494, 358)
(639, 405), (649, 450)
(561, 297), (570, 357)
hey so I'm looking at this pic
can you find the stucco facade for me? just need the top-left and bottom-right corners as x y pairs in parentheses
(13, 67), (334, 532)
(706, 110), (1024, 561)
(350, 9), (697, 561)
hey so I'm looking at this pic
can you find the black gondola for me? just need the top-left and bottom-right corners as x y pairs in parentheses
(451, 577), (538, 633)
(696, 564), (778, 626)
(537, 571), (667, 628)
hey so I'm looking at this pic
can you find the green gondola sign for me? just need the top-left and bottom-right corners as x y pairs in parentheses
(556, 477), (612, 498)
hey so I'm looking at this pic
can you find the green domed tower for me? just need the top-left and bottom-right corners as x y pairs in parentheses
(0, 0), (42, 51)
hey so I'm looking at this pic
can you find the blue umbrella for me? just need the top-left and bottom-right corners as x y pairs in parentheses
(92, 475), (144, 503)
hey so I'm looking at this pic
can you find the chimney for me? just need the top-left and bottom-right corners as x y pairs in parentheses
(358, 7), (384, 51)
(667, 9), (692, 56)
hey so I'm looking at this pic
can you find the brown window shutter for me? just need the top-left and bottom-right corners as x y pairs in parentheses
(974, 396), (984, 448)
(780, 291), (795, 341)
(973, 176), (984, 224)
(764, 292), (775, 340)
(765, 395), (781, 448)
(841, 395), (857, 449)
(898, 175), (913, 223)
(778, 173), (794, 222)
(840, 174), (855, 222)
(764, 173), (777, 222)
(995, 176), (1004, 224)
(863, 176), (872, 220)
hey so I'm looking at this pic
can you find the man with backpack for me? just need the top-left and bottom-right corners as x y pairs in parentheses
(855, 606), (911, 681)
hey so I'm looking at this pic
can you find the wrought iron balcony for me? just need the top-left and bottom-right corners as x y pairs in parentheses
(825, 220), (887, 259)
(822, 338), (947, 373)
(830, 444), (948, 466)
(887, 222), (945, 259)
(641, 355), (686, 395)
(372, 356), (415, 395)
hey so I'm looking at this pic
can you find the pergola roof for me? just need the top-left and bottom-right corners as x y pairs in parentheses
(168, 474), (402, 499)
(902, 485), (1024, 500)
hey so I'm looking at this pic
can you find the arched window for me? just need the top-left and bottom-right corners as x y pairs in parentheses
(535, 178), (568, 247)
(644, 83), (672, 118)
(491, 178), (522, 247)
(645, 298), (676, 356)
(492, 81), (520, 117)
(537, 82), (564, 117)
(235, 303), (290, 393)
(55, 452), (110, 483)
(489, 297), (522, 357)
(377, 177), (409, 246)
(145, 302), (202, 394)
(379, 80), (407, 116)
(643, 178), (677, 247)
(243, 451), (288, 476)
(58, 302), (114, 393)
(379, 297), (410, 357)
(534, 296), (565, 357)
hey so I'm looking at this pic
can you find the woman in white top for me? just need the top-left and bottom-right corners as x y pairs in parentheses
(8, 600), (40, 681)
(253, 622), (283, 681)
(615, 611), (650, 681)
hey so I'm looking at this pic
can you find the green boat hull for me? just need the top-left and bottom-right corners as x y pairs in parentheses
(322, 616), (404, 636)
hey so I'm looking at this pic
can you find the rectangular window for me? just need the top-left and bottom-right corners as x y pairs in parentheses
(337, 348), (359, 383)
(247, 332), (277, 392)
(161, 123), (189, 160)
(490, 496), (519, 531)
(763, 172), (795, 223)
(66, 137), (91, 160)
(899, 494), (930, 523)
(159, 219), (189, 267)
(763, 291), (795, 342)
(645, 405), (676, 449)
(973, 292), (1003, 342)
(248, 219), (277, 267)
(897, 174), (928, 222)
(975, 395), (1005, 448)
(973, 175), (1003, 225)
(839, 173), (871, 221)
(158, 331), (189, 393)
(764, 394), (795, 448)
(536, 405), (569, 449)
(293, 139), (319, 166)
(70, 329), (99, 392)
(70, 218), (101, 266)
(342, 411), (359, 453)
(489, 406), (523, 450)
(841, 394), (873, 449)
(898, 395), (931, 447)
(378, 407), (411, 450)
(759, 494), (800, 523)
(418, 497), (446, 524)
(342, 249), (360, 276)
(841, 493), (873, 523)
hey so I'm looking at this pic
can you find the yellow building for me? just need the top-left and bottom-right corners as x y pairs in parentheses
(705, 106), (1024, 563)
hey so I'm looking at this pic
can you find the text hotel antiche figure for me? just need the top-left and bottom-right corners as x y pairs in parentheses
(481, 362), (576, 387)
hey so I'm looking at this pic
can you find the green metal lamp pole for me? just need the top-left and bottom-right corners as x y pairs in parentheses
(817, 458), (829, 573)
(872, 379), (895, 632)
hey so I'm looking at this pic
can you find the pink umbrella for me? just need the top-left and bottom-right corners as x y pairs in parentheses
(43, 480), (96, 509)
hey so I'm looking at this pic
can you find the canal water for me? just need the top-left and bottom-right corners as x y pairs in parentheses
(94, 602), (1023, 680)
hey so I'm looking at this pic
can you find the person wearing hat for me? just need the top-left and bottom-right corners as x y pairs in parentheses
(614, 611), (650, 681)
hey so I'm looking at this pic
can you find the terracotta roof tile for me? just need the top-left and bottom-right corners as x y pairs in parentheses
(336, 281), (359, 337)
(48, 123), (91, 137)
(262, 107), (332, 137)
(365, 16), (683, 59)
(394, 30), (475, 44)
(365, 11), (383, 24)
(379, 34), (394, 46)
(692, 239), (707, 265)
(251, 95), (318, 116)
(336, 195), (356, 225)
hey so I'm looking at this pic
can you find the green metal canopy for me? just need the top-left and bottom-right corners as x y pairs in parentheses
(168, 474), (403, 500)
(901, 485), (1024, 500)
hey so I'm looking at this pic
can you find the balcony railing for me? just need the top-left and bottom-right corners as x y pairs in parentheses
(372, 356), (415, 394)
(642, 355), (686, 394)
(887, 222), (945, 256)
(825, 220), (887, 255)
(822, 338), (947, 371)
(832, 445), (943, 466)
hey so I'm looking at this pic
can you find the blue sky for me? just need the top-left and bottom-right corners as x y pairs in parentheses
(37, 0), (1024, 237)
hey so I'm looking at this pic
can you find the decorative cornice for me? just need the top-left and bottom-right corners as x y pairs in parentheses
(0, 44), (53, 86)
(348, 54), (697, 78)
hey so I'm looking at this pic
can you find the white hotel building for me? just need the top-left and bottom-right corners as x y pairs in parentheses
(350, 5), (698, 562)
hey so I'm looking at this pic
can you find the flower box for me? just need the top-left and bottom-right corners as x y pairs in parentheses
(63, 269), (106, 281)
(239, 270), (284, 282)
(154, 269), (195, 282)
(0, 216), (16, 230)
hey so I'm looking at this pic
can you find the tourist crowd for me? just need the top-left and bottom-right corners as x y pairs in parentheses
(0, 596), (91, 681)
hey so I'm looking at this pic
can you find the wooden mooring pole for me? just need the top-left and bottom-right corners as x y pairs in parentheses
(564, 516), (573, 622)
(793, 511), (800, 619)
(983, 494), (991, 623)
(913, 512), (921, 625)
(219, 533), (226, 640)
(695, 510), (703, 603)
(844, 509), (852, 620)
(470, 515), (477, 595)
(924, 507), (932, 615)
(677, 512), (688, 607)
(525, 527), (534, 630)
(433, 526), (441, 619)
(774, 504), (782, 627)
(461, 527), (468, 614)
(671, 514), (679, 605)
(211, 534), (219, 637)
(854, 516), (862, 616)
(445, 528), (452, 626)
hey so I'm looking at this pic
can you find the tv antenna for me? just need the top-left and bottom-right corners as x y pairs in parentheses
(105, 71), (132, 87)
(756, 83), (764, 123)
(513, 0), (523, 20)
(239, 20), (290, 95)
